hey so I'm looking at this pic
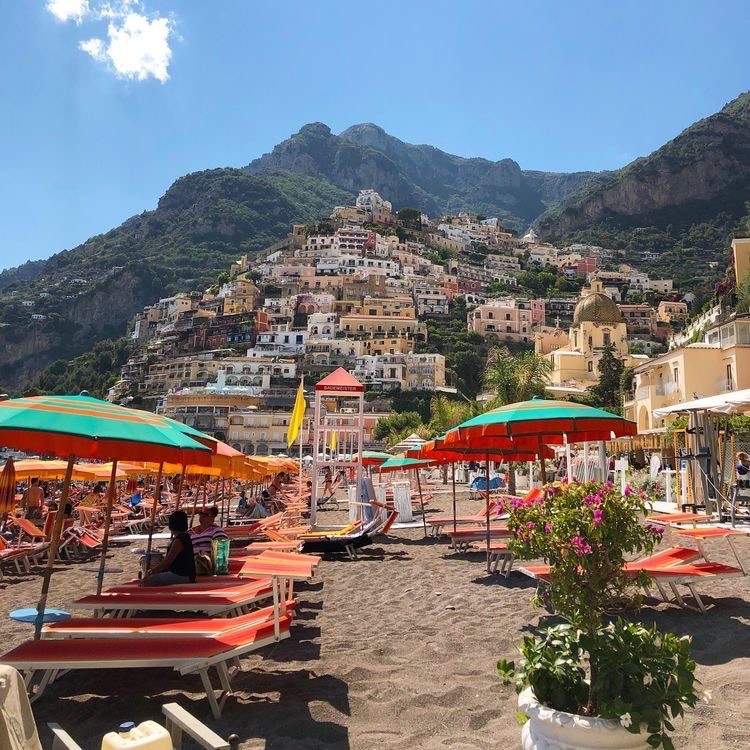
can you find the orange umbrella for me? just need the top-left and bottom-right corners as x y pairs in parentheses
(0, 457), (16, 515)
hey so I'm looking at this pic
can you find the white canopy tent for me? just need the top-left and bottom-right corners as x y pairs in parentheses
(652, 390), (750, 514)
(654, 388), (750, 417)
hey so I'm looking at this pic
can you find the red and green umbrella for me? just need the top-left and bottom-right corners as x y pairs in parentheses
(444, 397), (636, 448)
(353, 450), (392, 466)
(0, 394), (214, 637)
(406, 435), (552, 568)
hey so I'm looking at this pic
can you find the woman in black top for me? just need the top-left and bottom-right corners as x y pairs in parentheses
(142, 510), (196, 586)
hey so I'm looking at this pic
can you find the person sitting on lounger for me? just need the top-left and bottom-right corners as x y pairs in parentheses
(142, 510), (196, 586)
(244, 494), (270, 519)
(189, 506), (229, 555)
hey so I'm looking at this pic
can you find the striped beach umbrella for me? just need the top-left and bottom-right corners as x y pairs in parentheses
(0, 457), (16, 515)
(0, 394), (213, 638)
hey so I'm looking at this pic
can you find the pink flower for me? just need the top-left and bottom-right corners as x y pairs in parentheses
(592, 508), (604, 525)
(544, 522), (552, 533)
(624, 486), (633, 496)
(570, 535), (592, 556)
(526, 521), (536, 530)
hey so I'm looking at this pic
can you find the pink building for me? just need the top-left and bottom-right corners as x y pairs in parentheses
(468, 299), (545, 344)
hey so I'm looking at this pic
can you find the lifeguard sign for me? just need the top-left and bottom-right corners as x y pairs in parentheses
(310, 368), (365, 526)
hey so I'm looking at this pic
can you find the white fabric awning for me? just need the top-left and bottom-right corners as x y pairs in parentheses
(653, 388), (750, 417)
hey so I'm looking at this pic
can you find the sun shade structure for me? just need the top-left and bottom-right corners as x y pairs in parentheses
(352, 450), (392, 467)
(445, 397), (637, 446)
(388, 433), (427, 455)
(0, 395), (214, 465)
(379, 455), (438, 472)
(0, 394), (214, 639)
(0, 457), (15, 515)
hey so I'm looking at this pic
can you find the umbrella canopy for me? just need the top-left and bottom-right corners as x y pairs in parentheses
(388, 432), (427, 454)
(0, 394), (214, 640)
(353, 450), (392, 466)
(4, 459), (72, 480)
(406, 436), (554, 463)
(444, 397), (637, 446)
(0, 457), (15, 514)
(0, 395), (213, 465)
(379, 455), (439, 473)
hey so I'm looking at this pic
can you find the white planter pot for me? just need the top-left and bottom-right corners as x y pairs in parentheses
(518, 687), (649, 750)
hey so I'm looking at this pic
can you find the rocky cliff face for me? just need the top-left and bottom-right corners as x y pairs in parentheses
(537, 92), (750, 237)
(0, 266), (155, 390)
(248, 123), (601, 229)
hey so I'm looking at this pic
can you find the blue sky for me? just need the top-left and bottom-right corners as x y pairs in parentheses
(1, 0), (748, 271)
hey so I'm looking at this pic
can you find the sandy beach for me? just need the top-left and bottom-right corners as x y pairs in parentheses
(1, 488), (749, 749)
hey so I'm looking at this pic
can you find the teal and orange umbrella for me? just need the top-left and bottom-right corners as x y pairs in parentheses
(0, 394), (214, 637)
(353, 450), (392, 466)
(0, 395), (213, 465)
(444, 397), (637, 447)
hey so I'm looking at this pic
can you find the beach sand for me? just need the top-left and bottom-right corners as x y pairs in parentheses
(1, 489), (749, 749)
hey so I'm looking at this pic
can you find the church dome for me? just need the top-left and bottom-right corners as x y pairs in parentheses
(573, 290), (623, 325)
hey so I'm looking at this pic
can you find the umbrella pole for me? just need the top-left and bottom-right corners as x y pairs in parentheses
(415, 467), (427, 538)
(485, 454), (491, 574)
(95, 459), (119, 596)
(538, 437), (546, 487)
(189, 474), (204, 529)
(144, 462), (164, 564)
(221, 478), (227, 526)
(34, 455), (75, 640)
(451, 462), (457, 534)
(175, 465), (186, 512)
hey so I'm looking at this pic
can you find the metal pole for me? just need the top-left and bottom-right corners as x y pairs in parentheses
(485, 453), (491, 573)
(35, 455), (75, 640)
(538, 437), (546, 486)
(415, 466), (428, 538)
(95, 459), (119, 596)
(144, 462), (164, 563)
(451, 462), (457, 534)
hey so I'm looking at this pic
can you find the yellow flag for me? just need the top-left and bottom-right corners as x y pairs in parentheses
(330, 430), (337, 454)
(287, 379), (306, 448)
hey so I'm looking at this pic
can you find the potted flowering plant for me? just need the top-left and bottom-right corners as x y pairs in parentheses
(497, 481), (699, 750)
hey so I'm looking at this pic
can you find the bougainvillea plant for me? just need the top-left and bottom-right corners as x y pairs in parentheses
(497, 481), (699, 749)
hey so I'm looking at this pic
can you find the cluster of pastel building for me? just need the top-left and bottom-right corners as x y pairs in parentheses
(105, 188), (742, 453)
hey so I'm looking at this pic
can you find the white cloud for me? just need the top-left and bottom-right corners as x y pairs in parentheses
(48, 0), (175, 83)
(80, 13), (173, 82)
(46, 0), (90, 23)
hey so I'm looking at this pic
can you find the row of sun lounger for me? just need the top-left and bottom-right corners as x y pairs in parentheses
(1, 548), (321, 718)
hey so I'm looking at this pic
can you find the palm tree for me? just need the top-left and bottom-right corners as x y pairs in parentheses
(483, 347), (553, 494)
(483, 347), (553, 405)
(427, 394), (475, 437)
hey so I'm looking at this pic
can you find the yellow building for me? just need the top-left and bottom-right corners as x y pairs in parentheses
(540, 280), (644, 396)
(624, 314), (750, 432)
(339, 314), (427, 341)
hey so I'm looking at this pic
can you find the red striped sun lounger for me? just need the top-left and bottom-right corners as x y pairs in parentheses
(2, 615), (293, 718)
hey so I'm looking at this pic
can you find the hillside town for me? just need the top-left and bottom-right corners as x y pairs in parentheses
(98, 188), (750, 457)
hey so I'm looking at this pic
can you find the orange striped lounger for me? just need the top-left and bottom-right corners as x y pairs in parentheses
(2, 614), (293, 718)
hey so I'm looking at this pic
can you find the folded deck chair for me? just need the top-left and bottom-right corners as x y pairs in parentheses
(2, 614), (293, 718)
(10, 518), (47, 543)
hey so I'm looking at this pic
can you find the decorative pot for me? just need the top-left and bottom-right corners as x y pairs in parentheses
(518, 687), (649, 750)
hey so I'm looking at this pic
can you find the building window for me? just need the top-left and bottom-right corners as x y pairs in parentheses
(588, 361), (594, 373)
(603, 331), (611, 347)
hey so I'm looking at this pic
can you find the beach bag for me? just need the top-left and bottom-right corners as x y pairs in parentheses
(194, 552), (214, 576)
